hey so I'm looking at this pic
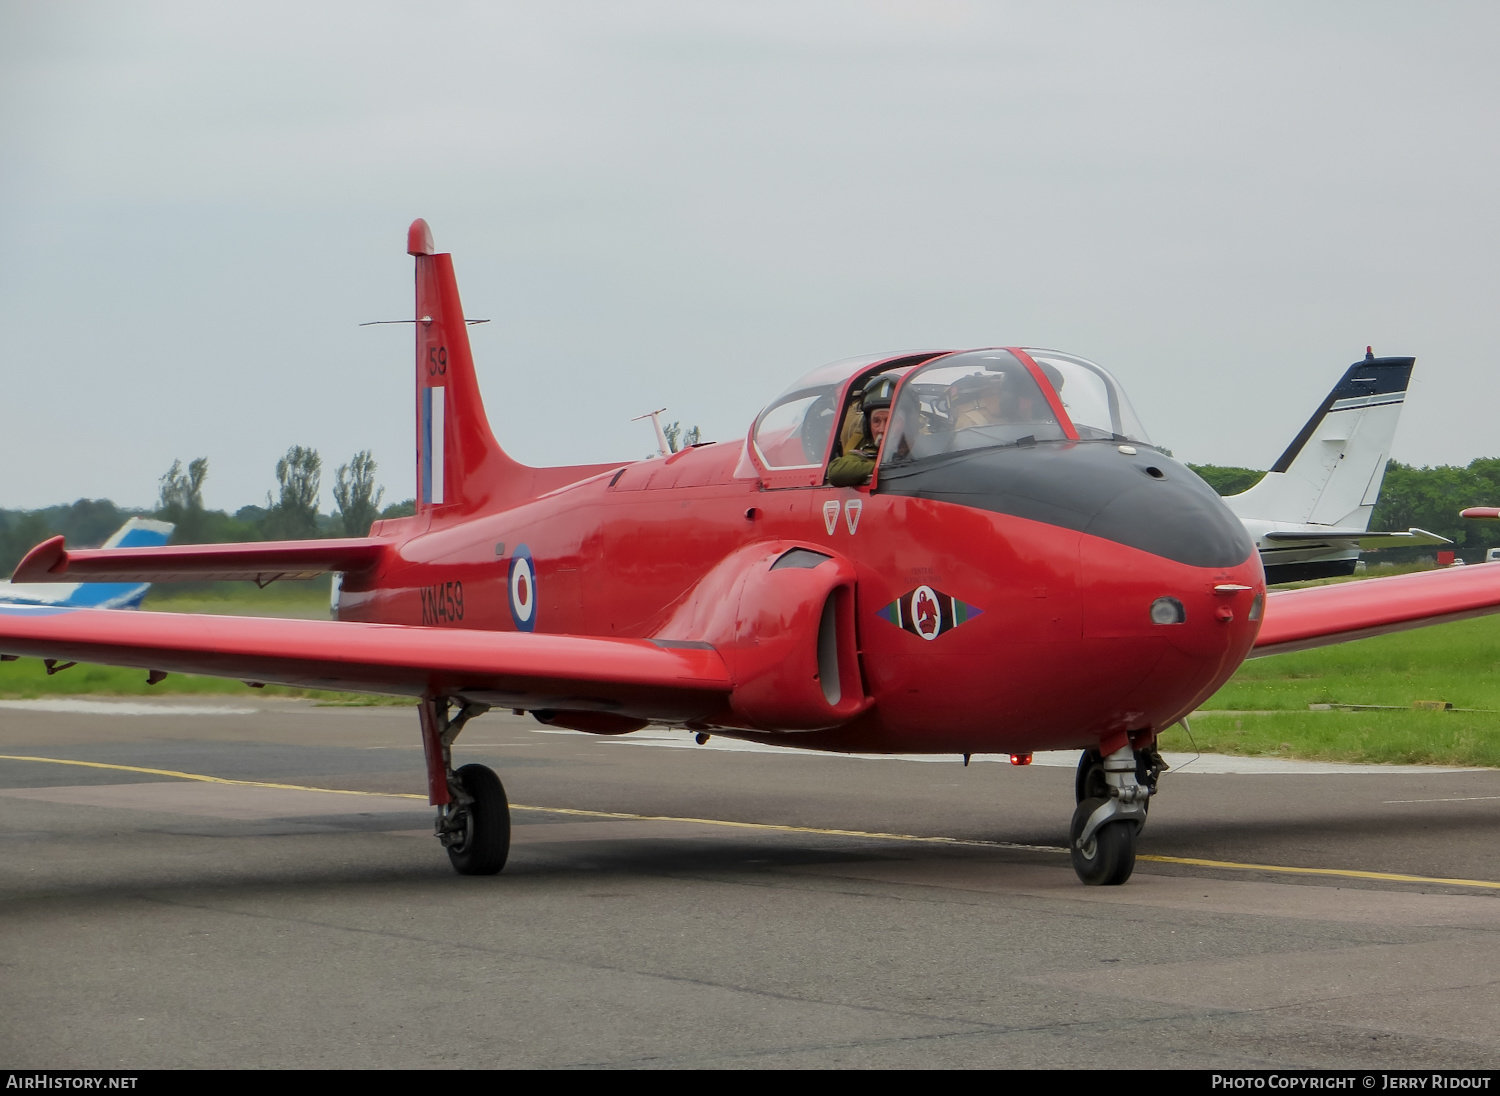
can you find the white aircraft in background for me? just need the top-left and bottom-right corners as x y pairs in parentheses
(0, 517), (174, 609)
(1225, 350), (1447, 584)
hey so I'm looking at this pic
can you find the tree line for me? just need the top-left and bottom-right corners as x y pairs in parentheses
(0, 446), (414, 575)
(7, 454), (1500, 577)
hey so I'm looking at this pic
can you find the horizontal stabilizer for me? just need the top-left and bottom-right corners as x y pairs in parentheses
(1254, 562), (1500, 657)
(0, 606), (731, 721)
(1260, 527), (1451, 549)
(12, 536), (388, 585)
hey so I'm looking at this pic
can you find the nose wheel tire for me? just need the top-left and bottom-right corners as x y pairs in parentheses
(445, 763), (511, 876)
(1069, 796), (1137, 886)
(1075, 750), (1109, 803)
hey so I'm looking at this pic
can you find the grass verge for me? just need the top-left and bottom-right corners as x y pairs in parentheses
(0, 659), (414, 705)
(1159, 711), (1500, 768)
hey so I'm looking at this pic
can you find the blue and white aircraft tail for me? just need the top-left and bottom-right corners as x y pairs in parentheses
(1224, 352), (1447, 583)
(0, 517), (174, 609)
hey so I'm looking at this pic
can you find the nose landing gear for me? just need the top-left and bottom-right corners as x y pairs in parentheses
(420, 697), (510, 876)
(1069, 743), (1159, 886)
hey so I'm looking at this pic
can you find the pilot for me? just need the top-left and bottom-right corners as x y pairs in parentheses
(1000, 362), (1064, 424)
(826, 376), (898, 487)
(946, 373), (1006, 429)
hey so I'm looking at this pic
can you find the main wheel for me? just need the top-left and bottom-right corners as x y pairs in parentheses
(1069, 797), (1137, 886)
(446, 763), (511, 876)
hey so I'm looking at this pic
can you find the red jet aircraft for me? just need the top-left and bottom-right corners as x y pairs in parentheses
(6, 220), (1500, 885)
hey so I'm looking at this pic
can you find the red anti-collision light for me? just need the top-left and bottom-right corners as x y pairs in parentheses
(1010, 752), (1032, 766)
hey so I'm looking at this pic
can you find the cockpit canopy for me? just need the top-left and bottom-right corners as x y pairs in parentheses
(748, 347), (1151, 481)
(883, 349), (1151, 466)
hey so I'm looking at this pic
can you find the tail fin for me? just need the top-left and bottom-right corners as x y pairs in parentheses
(102, 516), (176, 551)
(1223, 353), (1414, 529)
(410, 219), (520, 515)
(408, 220), (622, 514)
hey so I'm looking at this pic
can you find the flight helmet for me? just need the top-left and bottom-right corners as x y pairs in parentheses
(860, 374), (899, 439)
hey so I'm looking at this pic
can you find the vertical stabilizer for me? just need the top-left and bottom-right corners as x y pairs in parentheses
(410, 219), (523, 516)
(1224, 354), (1414, 529)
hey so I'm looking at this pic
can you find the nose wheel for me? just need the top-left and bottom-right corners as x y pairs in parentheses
(1069, 743), (1154, 886)
(1070, 797), (1137, 885)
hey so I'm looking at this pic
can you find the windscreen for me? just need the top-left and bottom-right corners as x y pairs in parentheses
(1022, 349), (1150, 444)
(752, 384), (841, 469)
(881, 350), (1066, 465)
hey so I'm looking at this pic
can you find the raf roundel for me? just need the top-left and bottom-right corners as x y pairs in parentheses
(508, 545), (537, 632)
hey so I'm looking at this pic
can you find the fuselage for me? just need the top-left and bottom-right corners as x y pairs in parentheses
(337, 433), (1264, 755)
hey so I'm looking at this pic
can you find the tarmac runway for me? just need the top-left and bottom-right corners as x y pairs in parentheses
(1, 697), (1497, 1069)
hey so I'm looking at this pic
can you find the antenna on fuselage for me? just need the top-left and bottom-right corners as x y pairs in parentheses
(632, 408), (670, 458)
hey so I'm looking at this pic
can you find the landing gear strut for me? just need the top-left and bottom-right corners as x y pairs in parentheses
(1069, 743), (1158, 886)
(419, 698), (510, 875)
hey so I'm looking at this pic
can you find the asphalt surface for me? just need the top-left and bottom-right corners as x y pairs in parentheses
(1, 697), (1498, 1069)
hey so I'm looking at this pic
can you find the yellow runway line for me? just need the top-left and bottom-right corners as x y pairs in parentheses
(0, 754), (428, 799)
(0, 752), (1056, 852)
(1138, 853), (1500, 890)
(4, 753), (1499, 890)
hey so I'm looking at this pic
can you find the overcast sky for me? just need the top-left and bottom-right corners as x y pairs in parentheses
(2, 2), (1497, 512)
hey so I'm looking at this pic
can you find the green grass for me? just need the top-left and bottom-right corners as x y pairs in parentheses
(1157, 612), (1500, 767)
(2, 578), (411, 703)
(0, 658), (320, 699)
(1273, 560), (1437, 589)
(141, 579), (333, 618)
(0, 657), (415, 704)
(1207, 614), (1500, 712)
(1159, 711), (1500, 768)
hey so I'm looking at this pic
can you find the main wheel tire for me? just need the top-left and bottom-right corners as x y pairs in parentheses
(1069, 796), (1137, 886)
(446, 763), (511, 876)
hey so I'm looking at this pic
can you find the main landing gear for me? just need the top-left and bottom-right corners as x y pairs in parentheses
(419, 698), (510, 875)
(1069, 743), (1163, 886)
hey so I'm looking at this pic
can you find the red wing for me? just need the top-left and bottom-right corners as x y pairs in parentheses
(11, 536), (387, 584)
(1254, 564), (1500, 657)
(0, 606), (730, 721)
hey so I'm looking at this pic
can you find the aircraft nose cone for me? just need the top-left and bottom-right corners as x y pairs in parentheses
(1081, 461), (1254, 569)
(1078, 524), (1264, 732)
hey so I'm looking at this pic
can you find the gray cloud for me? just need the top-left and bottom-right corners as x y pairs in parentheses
(2, 1), (1496, 510)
